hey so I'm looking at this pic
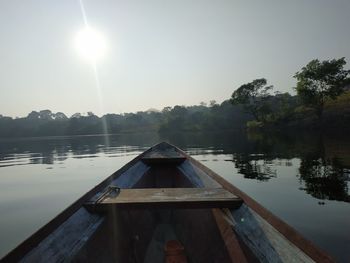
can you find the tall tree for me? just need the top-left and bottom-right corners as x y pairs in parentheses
(294, 57), (350, 120)
(230, 78), (273, 122)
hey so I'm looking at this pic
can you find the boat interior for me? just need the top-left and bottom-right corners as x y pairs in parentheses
(75, 163), (247, 263)
(4, 143), (330, 263)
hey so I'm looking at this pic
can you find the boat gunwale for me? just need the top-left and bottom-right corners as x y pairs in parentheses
(1, 145), (155, 262)
(171, 143), (335, 263)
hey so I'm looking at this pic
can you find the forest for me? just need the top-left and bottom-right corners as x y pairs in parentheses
(0, 57), (349, 138)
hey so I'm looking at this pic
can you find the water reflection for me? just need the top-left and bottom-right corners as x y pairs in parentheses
(1, 131), (349, 203)
(298, 157), (350, 202)
(243, 133), (350, 202)
(232, 154), (277, 181)
(160, 131), (350, 202)
(0, 133), (159, 167)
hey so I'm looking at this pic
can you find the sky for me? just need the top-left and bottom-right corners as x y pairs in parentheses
(0, 0), (349, 117)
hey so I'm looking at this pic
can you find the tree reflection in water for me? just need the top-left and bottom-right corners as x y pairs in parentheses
(244, 131), (350, 203)
(233, 154), (277, 181)
(1, 130), (349, 203)
(298, 157), (350, 202)
(161, 130), (350, 202)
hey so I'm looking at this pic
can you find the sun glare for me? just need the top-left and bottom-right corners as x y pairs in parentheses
(75, 27), (107, 62)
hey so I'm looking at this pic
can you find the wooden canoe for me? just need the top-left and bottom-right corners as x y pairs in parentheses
(2, 142), (334, 263)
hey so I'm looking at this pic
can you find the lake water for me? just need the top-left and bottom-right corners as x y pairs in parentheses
(0, 131), (349, 262)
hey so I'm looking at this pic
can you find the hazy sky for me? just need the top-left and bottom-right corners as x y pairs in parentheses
(0, 0), (349, 117)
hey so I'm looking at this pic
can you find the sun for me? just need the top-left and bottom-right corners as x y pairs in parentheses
(75, 27), (107, 62)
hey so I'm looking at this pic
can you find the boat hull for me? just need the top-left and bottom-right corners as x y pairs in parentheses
(2, 142), (334, 263)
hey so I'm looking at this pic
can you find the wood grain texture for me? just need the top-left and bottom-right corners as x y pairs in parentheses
(232, 205), (315, 263)
(178, 160), (221, 188)
(173, 143), (335, 263)
(212, 208), (249, 263)
(142, 143), (186, 164)
(86, 188), (242, 211)
(143, 144), (184, 159)
(21, 209), (104, 263)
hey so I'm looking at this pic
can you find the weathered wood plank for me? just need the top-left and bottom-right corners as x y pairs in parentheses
(86, 188), (243, 211)
(142, 157), (186, 164)
(212, 208), (249, 263)
(21, 209), (104, 263)
(178, 160), (221, 188)
(142, 143), (186, 164)
(231, 204), (315, 263)
(143, 144), (184, 159)
(88, 188), (242, 210)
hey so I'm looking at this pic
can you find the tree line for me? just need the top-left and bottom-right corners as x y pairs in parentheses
(0, 101), (251, 137)
(0, 57), (349, 138)
(231, 57), (350, 129)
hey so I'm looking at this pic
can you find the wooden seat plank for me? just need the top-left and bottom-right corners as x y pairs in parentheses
(141, 157), (186, 164)
(142, 147), (186, 164)
(85, 188), (243, 212)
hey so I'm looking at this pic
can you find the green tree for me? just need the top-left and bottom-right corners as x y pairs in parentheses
(230, 78), (273, 122)
(294, 57), (350, 120)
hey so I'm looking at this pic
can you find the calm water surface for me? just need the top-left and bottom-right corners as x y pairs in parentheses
(0, 132), (349, 262)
